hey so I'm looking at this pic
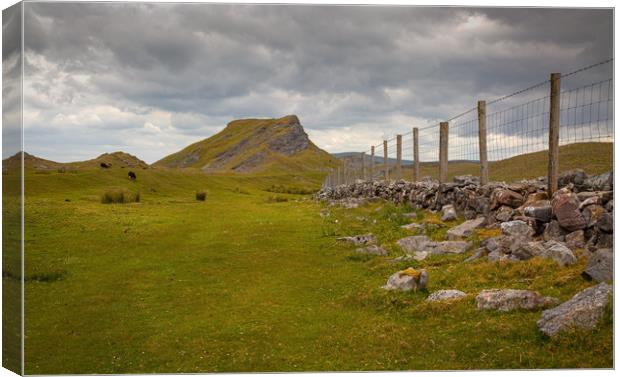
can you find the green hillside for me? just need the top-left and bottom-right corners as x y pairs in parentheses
(391, 142), (612, 182)
(154, 115), (338, 174)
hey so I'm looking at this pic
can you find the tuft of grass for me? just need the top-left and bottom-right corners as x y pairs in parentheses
(195, 190), (208, 201)
(100, 188), (140, 204)
(266, 195), (289, 203)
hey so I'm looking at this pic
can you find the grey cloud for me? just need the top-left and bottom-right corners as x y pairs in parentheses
(17, 3), (614, 162)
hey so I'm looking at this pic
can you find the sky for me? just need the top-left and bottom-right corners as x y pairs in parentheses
(3, 3), (614, 163)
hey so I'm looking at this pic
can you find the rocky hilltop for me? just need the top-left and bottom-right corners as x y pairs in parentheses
(2, 151), (149, 170)
(154, 115), (337, 173)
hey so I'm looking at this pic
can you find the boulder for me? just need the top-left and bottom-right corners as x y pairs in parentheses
(383, 268), (428, 292)
(337, 233), (376, 245)
(512, 241), (546, 260)
(476, 289), (559, 312)
(397, 235), (432, 253)
(401, 222), (424, 231)
(537, 283), (612, 337)
(584, 171), (613, 191)
(491, 189), (525, 209)
(463, 247), (487, 263)
(558, 169), (587, 190)
(596, 212), (613, 233)
(440, 204), (457, 221)
(413, 251), (429, 261)
(427, 289), (467, 302)
(495, 206), (514, 222)
(523, 200), (552, 223)
(551, 188), (586, 232)
(564, 230), (585, 250)
(356, 245), (388, 256)
(453, 175), (480, 185)
(446, 217), (485, 240)
(543, 220), (568, 242)
(583, 249), (613, 282)
(500, 220), (534, 238)
(433, 241), (471, 255)
(541, 240), (577, 267)
(581, 204), (607, 228)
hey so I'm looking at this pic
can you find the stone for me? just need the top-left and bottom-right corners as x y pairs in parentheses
(383, 268), (428, 292)
(605, 199), (613, 212)
(453, 175), (480, 185)
(440, 204), (457, 221)
(585, 171), (613, 191)
(476, 289), (559, 312)
(487, 249), (509, 262)
(564, 230), (585, 250)
(543, 220), (568, 242)
(500, 220), (534, 238)
(537, 283), (612, 337)
(446, 217), (485, 240)
(355, 245), (388, 256)
(427, 289), (467, 302)
(401, 222), (424, 231)
(337, 233), (376, 245)
(581, 204), (607, 228)
(413, 251), (429, 261)
(551, 188), (586, 232)
(583, 249), (613, 282)
(397, 235), (432, 253)
(523, 200), (552, 222)
(491, 189), (525, 209)
(512, 241), (546, 260)
(463, 247), (487, 263)
(558, 169), (588, 190)
(495, 206), (514, 222)
(596, 212), (613, 233)
(541, 240), (577, 267)
(578, 196), (601, 210)
(432, 241), (471, 255)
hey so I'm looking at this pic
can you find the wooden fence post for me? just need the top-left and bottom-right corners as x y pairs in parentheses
(360, 152), (366, 181)
(383, 140), (388, 181)
(370, 146), (375, 181)
(548, 73), (561, 196)
(413, 127), (419, 182)
(477, 100), (489, 185)
(396, 134), (402, 180)
(439, 122), (449, 183)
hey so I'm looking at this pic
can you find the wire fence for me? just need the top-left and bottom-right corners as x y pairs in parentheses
(323, 58), (613, 189)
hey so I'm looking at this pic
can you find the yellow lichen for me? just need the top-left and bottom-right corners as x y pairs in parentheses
(399, 267), (421, 279)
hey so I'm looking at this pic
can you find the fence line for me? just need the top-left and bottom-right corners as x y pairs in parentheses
(323, 58), (614, 193)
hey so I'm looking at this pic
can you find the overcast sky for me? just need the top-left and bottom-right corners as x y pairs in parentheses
(8, 3), (614, 162)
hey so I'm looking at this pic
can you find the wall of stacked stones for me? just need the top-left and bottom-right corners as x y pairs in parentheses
(317, 169), (613, 253)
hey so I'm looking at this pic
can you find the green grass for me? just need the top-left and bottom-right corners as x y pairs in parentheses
(3, 151), (613, 373)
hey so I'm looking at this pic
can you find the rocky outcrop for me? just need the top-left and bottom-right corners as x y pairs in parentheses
(537, 283), (612, 336)
(476, 289), (559, 312)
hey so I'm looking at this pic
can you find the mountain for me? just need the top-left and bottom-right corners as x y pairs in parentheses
(2, 152), (64, 170)
(154, 115), (337, 173)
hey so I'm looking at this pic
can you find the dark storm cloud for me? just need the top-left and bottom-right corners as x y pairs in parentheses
(20, 3), (613, 162)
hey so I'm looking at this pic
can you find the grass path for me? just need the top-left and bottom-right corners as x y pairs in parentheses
(8, 166), (612, 373)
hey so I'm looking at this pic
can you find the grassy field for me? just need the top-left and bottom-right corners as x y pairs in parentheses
(5, 144), (614, 373)
(400, 142), (613, 182)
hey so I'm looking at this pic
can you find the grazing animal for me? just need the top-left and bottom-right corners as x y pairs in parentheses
(100, 162), (111, 169)
(128, 171), (137, 181)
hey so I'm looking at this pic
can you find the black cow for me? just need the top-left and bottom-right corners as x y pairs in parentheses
(128, 171), (137, 181)
(100, 162), (111, 169)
